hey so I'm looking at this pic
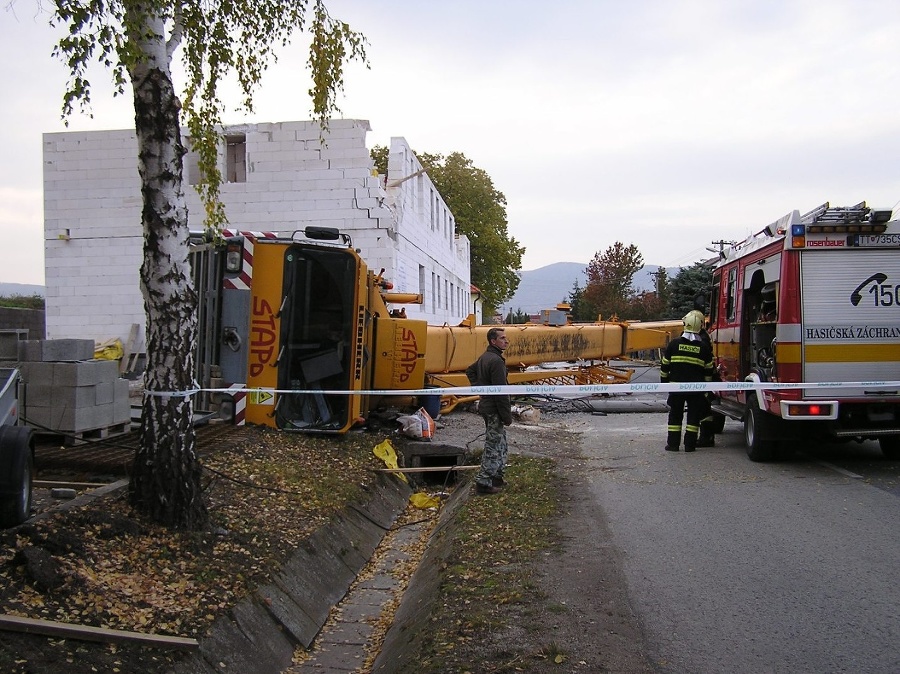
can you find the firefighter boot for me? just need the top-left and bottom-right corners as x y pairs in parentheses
(665, 431), (681, 452)
(697, 417), (716, 447)
(683, 430), (698, 453)
(696, 430), (715, 448)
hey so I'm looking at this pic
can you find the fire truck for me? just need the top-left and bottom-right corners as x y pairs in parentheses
(191, 227), (681, 433)
(707, 202), (900, 461)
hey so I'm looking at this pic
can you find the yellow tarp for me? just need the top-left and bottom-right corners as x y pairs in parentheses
(409, 492), (440, 509)
(94, 338), (124, 361)
(372, 439), (407, 483)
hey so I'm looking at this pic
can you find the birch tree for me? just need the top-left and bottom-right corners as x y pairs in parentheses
(49, 0), (366, 529)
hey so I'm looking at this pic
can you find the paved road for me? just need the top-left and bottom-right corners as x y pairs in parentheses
(574, 411), (900, 674)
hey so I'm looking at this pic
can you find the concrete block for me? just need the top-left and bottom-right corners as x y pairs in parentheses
(53, 385), (98, 409)
(40, 339), (95, 361)
(53, 360), (119, 387)
(112, 397), (131, 425)
(54, 405), (101, 432)
(22, 406), (55, 429)
(95, 381), (114, 406)
(19, 362), (56, 386)
(113, 378), (129, 402)
(17, 340), (43, 362)
(0, 330), (28, 359)
(22, 384), (55, 408)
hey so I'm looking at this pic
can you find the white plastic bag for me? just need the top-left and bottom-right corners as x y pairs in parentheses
(396, 407), (436, 439)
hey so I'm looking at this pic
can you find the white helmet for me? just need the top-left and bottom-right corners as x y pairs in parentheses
(683, 310), (704, 334)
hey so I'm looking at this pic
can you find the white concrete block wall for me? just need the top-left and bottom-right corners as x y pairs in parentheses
(379, 138), (470, 324)
(43, 119), (471, 345)
(43, 130), (145, 343)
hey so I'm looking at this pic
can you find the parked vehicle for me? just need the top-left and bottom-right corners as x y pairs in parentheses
(708, 202), (900, 460)
(0, 368), (35, 526)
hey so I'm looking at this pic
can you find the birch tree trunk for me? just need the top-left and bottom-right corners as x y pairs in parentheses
(126, 12), (207, 529)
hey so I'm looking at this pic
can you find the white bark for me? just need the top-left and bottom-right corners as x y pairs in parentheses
(127, 11), (206, 528)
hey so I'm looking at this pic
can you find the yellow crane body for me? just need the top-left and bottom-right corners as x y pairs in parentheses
(203, 228), (683, 433)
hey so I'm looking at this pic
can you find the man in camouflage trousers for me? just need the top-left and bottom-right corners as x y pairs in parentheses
(465, 327), (512, 495)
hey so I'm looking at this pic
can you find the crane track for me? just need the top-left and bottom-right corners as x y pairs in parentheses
(34, 422), (243, 477)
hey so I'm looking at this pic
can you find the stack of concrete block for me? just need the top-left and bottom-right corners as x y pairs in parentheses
(0, 329), (28, 360)
(17, 339), (131, 435)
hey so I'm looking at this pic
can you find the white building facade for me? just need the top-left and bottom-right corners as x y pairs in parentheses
(42, 119), (472, 347)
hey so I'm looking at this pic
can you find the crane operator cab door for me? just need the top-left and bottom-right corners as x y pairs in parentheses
(245, 239), (365, 433)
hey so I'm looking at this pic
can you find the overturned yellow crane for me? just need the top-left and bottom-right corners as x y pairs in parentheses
(196, 228), (682, 433)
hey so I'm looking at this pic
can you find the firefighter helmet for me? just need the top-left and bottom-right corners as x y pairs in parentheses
(683, 310), (704, 334)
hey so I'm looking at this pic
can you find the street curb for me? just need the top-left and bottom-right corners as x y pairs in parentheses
(170, 471), (411, 674)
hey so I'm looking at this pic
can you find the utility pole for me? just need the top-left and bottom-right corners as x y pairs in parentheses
(706, 240), (735, 259)
(650, 267), (667, 294)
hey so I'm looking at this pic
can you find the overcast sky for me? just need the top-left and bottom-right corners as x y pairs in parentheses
(2, 0), (899, 286)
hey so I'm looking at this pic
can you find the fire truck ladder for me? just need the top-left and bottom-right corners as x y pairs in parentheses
(801, 201), (869, 224)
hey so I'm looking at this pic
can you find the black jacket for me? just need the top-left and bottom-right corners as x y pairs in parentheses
(660, 336), (715, 383)
(465, 344), (512, 424)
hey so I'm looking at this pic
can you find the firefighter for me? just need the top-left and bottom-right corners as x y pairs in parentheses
(694, 310), (719, 447)
(660, 311), (715, 452)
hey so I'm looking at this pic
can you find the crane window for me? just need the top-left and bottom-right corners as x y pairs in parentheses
(276, 245), (356, 430)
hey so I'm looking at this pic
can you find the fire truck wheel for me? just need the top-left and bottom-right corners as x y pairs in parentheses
(744, 397), (775, 462)
(879, 436), (900, 460)
(0, 426), (35, 528)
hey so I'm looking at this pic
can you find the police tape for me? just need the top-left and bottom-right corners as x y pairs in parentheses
(147, 379), (900, 399)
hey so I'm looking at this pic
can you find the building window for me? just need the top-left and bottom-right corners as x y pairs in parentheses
(225, 134), (246, 183)
(431, 272), (436, 313)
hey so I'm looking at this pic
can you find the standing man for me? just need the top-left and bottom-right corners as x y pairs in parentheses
(660, 312), (715, 452)
(465, 327), (512, 495)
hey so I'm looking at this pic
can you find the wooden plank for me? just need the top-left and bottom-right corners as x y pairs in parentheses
(119, 323), (139, 374)
(0, 614), (199, 650)
(374, 465), (478, 473)
(33, 480), (109, 489)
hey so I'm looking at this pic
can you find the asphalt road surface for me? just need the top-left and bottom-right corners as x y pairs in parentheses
(573, 409), (900, 673)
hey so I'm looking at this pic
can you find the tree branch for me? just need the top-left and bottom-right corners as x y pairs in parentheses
(167, 4), (183, 58)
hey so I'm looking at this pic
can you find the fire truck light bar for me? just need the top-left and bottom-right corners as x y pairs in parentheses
(807, 224), (887, 234)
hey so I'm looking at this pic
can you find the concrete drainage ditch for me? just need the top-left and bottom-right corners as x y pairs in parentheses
(170, 444), (469, 673)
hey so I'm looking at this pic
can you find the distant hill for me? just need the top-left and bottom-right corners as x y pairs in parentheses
(0, 283), (44, 298)
(501, 263), (660, 315)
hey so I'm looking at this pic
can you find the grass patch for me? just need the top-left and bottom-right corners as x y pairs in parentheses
(412, 455), (564, 673)
(0, 426), (381, 674)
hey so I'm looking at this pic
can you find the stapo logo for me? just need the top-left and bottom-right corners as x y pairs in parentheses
(249, 297), (276, 377)
(395, 327), (419, 383)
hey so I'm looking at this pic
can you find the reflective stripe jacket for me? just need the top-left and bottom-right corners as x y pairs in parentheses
(660, 336), (715, 383)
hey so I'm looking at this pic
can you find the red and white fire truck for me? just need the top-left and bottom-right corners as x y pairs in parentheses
(708, 202), (900, 461)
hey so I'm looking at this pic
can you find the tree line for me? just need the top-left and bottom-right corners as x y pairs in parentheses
(506, 243), (713, 324)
